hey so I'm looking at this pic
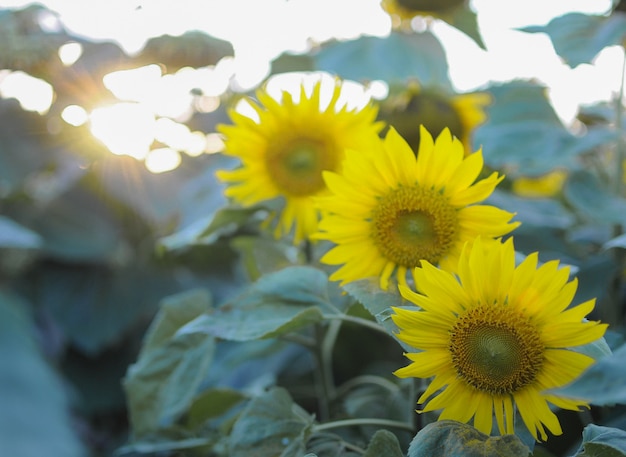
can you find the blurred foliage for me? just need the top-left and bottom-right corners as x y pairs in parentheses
(2, 2), (626, 457)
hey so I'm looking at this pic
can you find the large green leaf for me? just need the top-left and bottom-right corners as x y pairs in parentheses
(475, 81), (616, 176)
(182, 266), (329, 341)
(363, 429), (404, 457)
(21, 263), (181, 354)
(407, 420), (531, 457)
(228, 387), (314, 457)
(124, 289), (215, 438)
(0, 292), (84, 457)
(343, 277), (414, 351)
(550, 343), (626, 406)
(444, 5), (485, 49)
(314, 31), (450, 88)
(563, 170), (626, 225)
(573, 424), (626, 457)
(521, 13), (626, 68)
(486, 189), (574, 229)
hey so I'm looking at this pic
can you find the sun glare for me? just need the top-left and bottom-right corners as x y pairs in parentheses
(61, 104), (88, 126)
(58, 42), (83, 66)
(89, 103), (155, 159)
(0, 71), (54, 114)
(145, 147), (182, 173)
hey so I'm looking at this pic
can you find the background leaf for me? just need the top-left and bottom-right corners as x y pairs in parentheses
(407, 420), (531, 457)
(573, 424), (626, 457)
(521, 13), (626, 68)
(363, 429), (404, 457)
(124, 289), (215, 438)
(0, 292), (84, 457)
(228, 387), (314, 457)
(314, 31), (451, 88)
(550, 343), (626, 406)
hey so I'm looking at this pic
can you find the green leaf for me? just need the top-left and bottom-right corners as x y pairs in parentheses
(137, 30), (234, 73)
(363, 429), (404, 457)
(230, 235), (302, 281)
(186, 387), (246, 429)
(124, 289), (216, 438)
(181, 266), (329, 341)
(444, 6), (485, 49)
(158, 204), (266, 251)
(604, 233), (626, 250)
(228, 387), (314, 457)
(141, 288), (212, 355)
(0, 215), (42, 249)
(407, 420), (531, 457)
(550, 343), (626, 406)
(0, 292), (84, 457)
(521, 13), (626, 68)
(314, 31), (450, 88)
(573, 424), (626, 457)
(563, 170), (626, 225)
(486, 190), (574, 229)
(271, 52), (316, 75)
(343, 277), (413, 351)
(475, 81), (614, 176)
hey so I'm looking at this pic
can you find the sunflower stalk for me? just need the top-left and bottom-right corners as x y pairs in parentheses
(313, 418), (415, 433)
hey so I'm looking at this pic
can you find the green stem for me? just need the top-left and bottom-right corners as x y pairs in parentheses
(313, 418), (415, 433)
(321, 319), (341, 401)
(313, 323), (331, 421)
(325, 313), (390, 336)
(335, 374), (400, 398)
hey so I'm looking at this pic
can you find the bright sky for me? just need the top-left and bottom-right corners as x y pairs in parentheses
(0, 0), (620, 172)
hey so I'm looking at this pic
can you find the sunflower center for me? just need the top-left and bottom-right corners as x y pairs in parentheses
(266, 139), (336, 196)
(370, 186), (458, 267)
(397, 0), (466, 13)
(449, 306), (544, 395)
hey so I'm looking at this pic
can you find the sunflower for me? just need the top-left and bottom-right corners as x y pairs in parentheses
(379, 81), (491, 156)
(381, 0), (467, 24)
(314, 125), (518, 290)
(216, 78), (383, 244)
(392, 237), (608, 441)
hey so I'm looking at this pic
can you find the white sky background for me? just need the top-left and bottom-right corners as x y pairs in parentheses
(0, 0), (621, 171)
(0, 0), (618, 119)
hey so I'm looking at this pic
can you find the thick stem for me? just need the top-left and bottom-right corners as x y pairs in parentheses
(325, 313), (390, 336)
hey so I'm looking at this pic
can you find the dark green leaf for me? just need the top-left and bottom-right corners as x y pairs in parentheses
(314, 31), (450, 88)
(180, 266), (329, 341)
(0, 292), (84, 457)
(563, 170), (626, 224)
(23, 263), (180, 354)
(137, 31), (234, 73)
(141, 288), (212, 355)
(343, 277), (413, 351)
(407, 420), (531, 457)
(444, 6), (485, 49)
(186, 387), (246, 429)
(230, 235), (302, 281)
(124, 289), (216, 437)
(475, 81), (613, 175)
(573, 424), (626, 456)
(521, 13), (626, 68)
(271, 52), (316, 75)
(364, 429), (404, 457)
(116, 436), (215, 456)
(550, 343), (626, 406)
(228, 387), (314, 457)
(604, 233), (626, 250)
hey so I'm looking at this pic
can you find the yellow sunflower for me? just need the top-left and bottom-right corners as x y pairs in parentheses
(381, 0), (467, 24)
(216, 78), (383, 244)
(314, 125), (518, 290)
(379, 81), (490, 156)
(512, 170), (568, 198)
(392, 237), (608, 441)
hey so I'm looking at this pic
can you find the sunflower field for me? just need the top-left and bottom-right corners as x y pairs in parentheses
(2, 1), (626, 456)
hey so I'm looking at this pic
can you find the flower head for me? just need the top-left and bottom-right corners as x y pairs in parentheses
(216, 78), (383, 244)
(381, 0), (467, 25)
(392, 237), (608, 441)
(379, 82), (490, 156)
(314, 126), (518, 290)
